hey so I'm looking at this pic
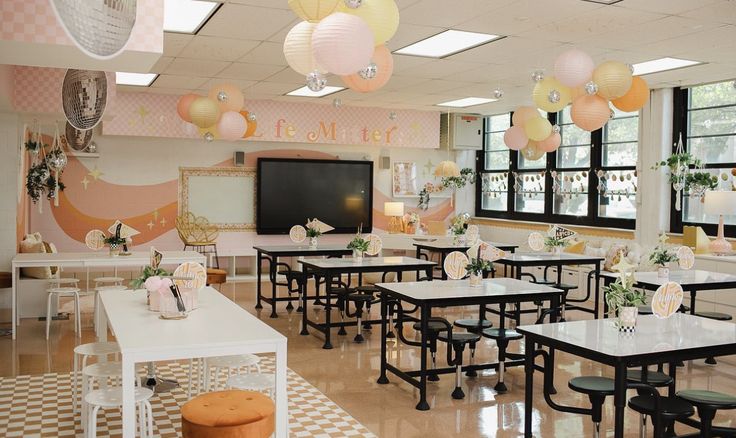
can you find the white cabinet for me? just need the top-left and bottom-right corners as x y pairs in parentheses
(440, 113), (483, 150)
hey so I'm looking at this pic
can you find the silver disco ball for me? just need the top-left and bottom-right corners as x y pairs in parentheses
(65, 121), (93, 151)
(62, 69), (108, 130)
(50, 0), (137, 59)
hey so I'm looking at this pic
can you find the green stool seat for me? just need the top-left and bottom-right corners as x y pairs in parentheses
(568, 376), (615, 395)
(453, 319), (492, 332)
(437, 332), (481, 345)
(482, 328), (523, 341)
(555, 283), (577, 291)
(626, 369), (673, 387)
(412, 320), (449, 333)
(677, 390), (736, 409)
(637, 305), (653, 315)
(628, 395), (694, 421)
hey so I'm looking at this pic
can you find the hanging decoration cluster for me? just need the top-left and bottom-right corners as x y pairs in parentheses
(503, 49), (650, 154)
(283, 0), (399, 94)
(176, 84), (257, 142)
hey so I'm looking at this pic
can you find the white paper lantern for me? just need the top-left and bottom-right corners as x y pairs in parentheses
(283, 21), (326, 76)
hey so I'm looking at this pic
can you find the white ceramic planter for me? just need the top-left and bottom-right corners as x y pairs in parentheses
(352, 249), (363, 261)
(469, 272), (482, 287)
(618, 306), (638, 332)
(657, 265), (669, 278)
(309, 237), (318, 248)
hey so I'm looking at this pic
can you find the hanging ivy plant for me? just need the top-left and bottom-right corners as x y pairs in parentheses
(418, 168), (476, 209)
(26, 163), (50, 203)
(651, 153), (701, 184)
(45, 174), (65, 200)
(24, 138), (45, 153)
(685, 171), (718, 194)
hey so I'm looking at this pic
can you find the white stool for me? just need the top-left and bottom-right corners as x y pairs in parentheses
(94, 276), (125, 287)
(85, 387), (153, 437)
(46, 286), (81, 339)
(227, 373), (275, 398)
(73, 342), (120, 414)
(50, 277), (80, 288)
(204, 354), (261, 391)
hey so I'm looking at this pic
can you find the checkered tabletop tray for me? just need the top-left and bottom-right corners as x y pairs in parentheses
(0, 357), (375, 438)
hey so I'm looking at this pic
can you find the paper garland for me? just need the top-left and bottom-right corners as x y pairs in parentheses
(173, 262), (206, 291)
(528, 232), (545, 251)
(289, 225), (307, 243)
(444, 251), (469, 280)
(85, 229), (106, 250)
(676, 246), (695, 270)
(364, 234), (383, 256)
(651, 281), (684, 319)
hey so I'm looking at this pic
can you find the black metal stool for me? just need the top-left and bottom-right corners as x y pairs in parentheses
(482, 328), (523, 393)
(568, 376), (615, 438)
(412, 319), (449, 382)
(695, 311), (732, 364)
(454, 318), (492, 377)
(277, 265), (310, 312)
(627, 367), (674, 435)
(437, 332), (481, 399)
(628, 390), (694, 438)
(676, 389), (736, 437)
(347, 292), (374, 343)
(554, 283), (577, 321)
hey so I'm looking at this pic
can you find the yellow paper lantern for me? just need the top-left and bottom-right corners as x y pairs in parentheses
(283, 21), (326, 76)
(611, 76), (649, 112)
(524, 116), (552, 141)
(511, 106), (539, 127)
(571, 95), (610, 132)
(208, 83), (244, 113)
(339, 0), (399, 45)
(532, 77), (571, 113)
(189, 97), (220, 129)
(521, 141), (545, 161)
(288, 0), (340, 22)
(593, 61), (633, 100)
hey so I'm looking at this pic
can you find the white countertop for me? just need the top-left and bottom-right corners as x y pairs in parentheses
(299, 256), (436, 269)
(600, 269), (736, 286)
(500, 252), (604, 262)
(376, 277), (562, 301)
(517, 313), (736, 357)
(413, 240), (518, 250)
(12, 251), (205, 267)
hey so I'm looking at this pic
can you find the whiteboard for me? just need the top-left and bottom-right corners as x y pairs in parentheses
(179, 167), (256, 231)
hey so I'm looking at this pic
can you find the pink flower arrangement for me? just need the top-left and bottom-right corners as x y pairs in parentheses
(144, 276), (173, 295)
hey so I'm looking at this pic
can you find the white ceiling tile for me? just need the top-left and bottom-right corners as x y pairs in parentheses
(387, 23), (445, 51)
(399, 0), (514, 27)
(217, 63), (286, 81)
(165, 58), (230, 76)
(396, 59), (483, 79)
(163, 32), (194, 57)
(246, 81), (303, 95)
(149, 56), (174, 73)
(116, 85), (150, 94)
(199, 3), (296, 40)
(151, 75), (210, 89)
(238, 42), (288, 65)
(200, 78), (257, 92)
(264, 66), (310, 84)
(616, 0), (721, 15)
(178, 36), (260, 61)
(681, 0), (736, 25)
(225, 0), (290, 8)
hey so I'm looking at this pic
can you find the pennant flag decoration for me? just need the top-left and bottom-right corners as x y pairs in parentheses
(465, 224), (480, 245)
(549, 224), (577, 241)
(108, 219), (141, 238)
(467, 241), (505, 262)
(651, 281), (684, 319)
(306, 218), (334, 233)
(150, 246), (163, 269)
(289, 225), (307, 243)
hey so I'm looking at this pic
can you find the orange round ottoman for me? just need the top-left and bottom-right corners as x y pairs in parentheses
(181, 390), (275, 438)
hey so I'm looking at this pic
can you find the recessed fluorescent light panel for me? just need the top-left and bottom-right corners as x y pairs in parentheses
(164, 0), (220, 34)
(286, 86), (345, 98)
(632, 57), (703, 75)
(115, 72), (158, 86)
(580, 0), (623, 4)
(394, 30), (504, 58)
(437, 97), (497, 108)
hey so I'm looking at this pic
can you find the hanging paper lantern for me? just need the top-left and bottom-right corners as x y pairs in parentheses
(524, 116), (552, 141)
(537, 132), (561, 153)
(288, 0), (341, 22)
(312, 13), (375, 76)
(434, 160), (461, 177)
(338, 0), (399, 45)
(532, 77), (571, 112)
(217, 111), (247, 141)
(611, 76), (649, 112)
(176, 94), (200, 122)
(521, 141), (545, 161)
(239, 111), (258, 138)
(503, 126), (528, 151)
(593, 61), (632, 100)
(340, 45), (393, 92)
(283, 21), (326, 76)
(62, 69), (108, 130)
(553, 49), (595, 88)
(208, 84), (244, 113)
(571, 95), (610, 132)
(511, 106), (539, 127)
(189, 97), (221, 129)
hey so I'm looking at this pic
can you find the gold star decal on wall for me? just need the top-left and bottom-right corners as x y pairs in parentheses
(81, 177), (90, 190)
(147, 220), (155, 230)
(152, 210), (159, 220)
(137, 106), (149, 123)
(423, 159), (434, 177)
(88, 167), (103, 180)
(160, 217), (167, 227)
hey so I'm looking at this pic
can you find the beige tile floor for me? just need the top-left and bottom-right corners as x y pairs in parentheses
(1, 281), (735, 437)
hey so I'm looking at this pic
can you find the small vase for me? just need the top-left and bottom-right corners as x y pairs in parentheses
(469, 272), (482, 287)
(109, 244), (120, 257)
(618, 306), (638, 332)
(353, 249), (364, 261)
(657, 266), (669, 279)
(553, 246), (563, 255)
(406, 224), (416, 234)
(309, 237), (318, 248)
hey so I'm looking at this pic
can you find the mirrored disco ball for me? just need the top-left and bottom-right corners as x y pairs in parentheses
(65, 121), (93, 151)
(62, 69), (108, 130)
(50, 0), (137, 59)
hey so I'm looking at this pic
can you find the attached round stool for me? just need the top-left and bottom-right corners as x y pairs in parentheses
(695, 311), (733, 364)
(676, 389), (736, 437)
(73, 342), (120, 413)
(568, 376), (615, 438)
(482, 328), (523, 393)
(46, 286), (81, 339)
(554, 283), (577, 321)
(628, 394), (694, 438)
(412, 318), (449, 382)
(227, 373), (276, 398)
(453, 319), (492, 333)
(626, 369), (673, 387)
(86, 386), (153, 437)
(205, 354), (262, 391)
(436, 332), (480, 399)
(346, 292), (374, 343)
(182, 390), (275, 438)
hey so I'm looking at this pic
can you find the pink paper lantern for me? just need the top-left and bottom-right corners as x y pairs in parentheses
(554, 49), (595, 88)
(176, 94), (199, 122)
(503, 126), (528, 151)
(312, 13), (375, 76)
(571, 95), (611, 132)
(340, 45), (393, 93)
(537, 132), (561, 152)
(217, 111), (247, 141)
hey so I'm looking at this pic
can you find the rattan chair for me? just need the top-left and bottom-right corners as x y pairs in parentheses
(175, 212), (220, 268)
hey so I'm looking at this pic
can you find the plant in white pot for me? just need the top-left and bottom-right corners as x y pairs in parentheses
(306, 225), (322, 248)
(649, 234), (678, 278)
(604, 268), (646, 332)
(544, 235), (569, 255)
(347, 232), (369, 261)
(450, 213), (469, 245)
(465, 258), (492, 287)
(104, 235), (126, 256)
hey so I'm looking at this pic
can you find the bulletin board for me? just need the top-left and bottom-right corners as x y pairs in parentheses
(179, 167), (256, 231)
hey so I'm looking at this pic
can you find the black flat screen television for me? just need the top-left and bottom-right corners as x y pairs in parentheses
(257, 158), (373, 234)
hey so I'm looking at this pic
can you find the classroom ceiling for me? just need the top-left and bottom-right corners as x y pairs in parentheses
(120, 0), (736, 115)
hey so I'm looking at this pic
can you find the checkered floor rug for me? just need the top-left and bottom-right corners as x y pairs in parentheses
(0, 357), (375, 437)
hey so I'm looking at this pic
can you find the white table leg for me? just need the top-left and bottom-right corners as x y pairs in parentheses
(11, 265), (17, 339)
(121, 356), (136, 438)
(96, 293), (108, 342)
(274, 342), (289, 438)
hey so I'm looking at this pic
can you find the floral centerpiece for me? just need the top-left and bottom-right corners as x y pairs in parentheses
(604, 255), (645, 332)
(466, 257), (492, 287)
(142, 275), (174, 312)
(403, 212), (420, 234)
(648, 234), (678, 278)
(347, 232), (369, 260)
(130, 265), (170, 290)
(104, 235), (126, 256)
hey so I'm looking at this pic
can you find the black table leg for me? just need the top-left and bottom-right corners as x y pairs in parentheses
(270, 255), (278, 318)
(255, 251), (263, 309)
(416, 304), (430, 411)
(613, 361), (627, 438)
(495, 302), (508, 393)
(557, 264), (566, 322)
(689, 290), (697, 314)
(323, 274), (333, 349)
(594, 262), (601, 319)
(440, 251), (448, 280)
(524, 335), (534, 438)
(668, 361), (677, 396)
(377, 291), (389, 385)
(415, 246), (422, 280)
(300, 268), (309, 336)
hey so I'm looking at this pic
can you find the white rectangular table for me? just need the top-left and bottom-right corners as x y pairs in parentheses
(517, 314), (736, 438)
(97, 287), (288, 438)
(10, 250), (206, 339)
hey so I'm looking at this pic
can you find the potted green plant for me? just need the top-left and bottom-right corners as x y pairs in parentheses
(544, 235), (570, 255)
(604, 272), (646, 332)
(347, 233), (369, 260)
(104, 236), (126, 256)
(450, 214), (469, 245)
(685, 171), (718, 198)
(465, 258), (492, 287)
(649, 241), (679, 279)
(306, 226), (322, 248)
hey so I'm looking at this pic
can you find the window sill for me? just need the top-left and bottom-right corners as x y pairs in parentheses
(470, 216), (635, 239)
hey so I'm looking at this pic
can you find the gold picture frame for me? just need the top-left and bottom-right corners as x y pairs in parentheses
(179, 167), (256, 231)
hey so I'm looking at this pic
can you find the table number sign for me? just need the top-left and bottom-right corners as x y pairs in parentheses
(444, 251), (469, 280)
(676, 246), (695, 270)
(173, 262), (207, 291)
(289, 225), (306, 243)
(85, 229), (106, 250)
(465, 225), (480, 246)
(364, 234), (383, 256)
(150, 246), (163, 269)
(528, 232), (545, 251)
(651, 281), (684, 319)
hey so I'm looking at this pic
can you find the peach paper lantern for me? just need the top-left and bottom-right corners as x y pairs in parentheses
(532, 77), (571, 113)
(341, 45), (393, 92)
(217, 111), (247, 141)
(189, 97), (221, 129)
(176, 94), (199, 122)
(511, 106), (539, 127)
(537, 132), (561, 152)
(524, 116), (553, 142)
(208, 83), (244, 113)
(339, 0), (400, 45)
(593, 61), (632, 100)
(553, 49), (595, 88)
(288, 0), (340, 22)
(312, 13), (375, 76)
(239, 111), (258, 138)
(571, 95), (610, 132)
(283, 21), (326, 76)
(611, 76), (649, 112)
(503, 126), (528, 151)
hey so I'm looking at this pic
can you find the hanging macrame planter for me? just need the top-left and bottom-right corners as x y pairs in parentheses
(25, 123), (66, 211)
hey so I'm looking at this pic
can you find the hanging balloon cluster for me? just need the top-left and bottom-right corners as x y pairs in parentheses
(283, 0), (399, 94)
(176, 84), (257, 142)
(504, 49), (650, 155)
